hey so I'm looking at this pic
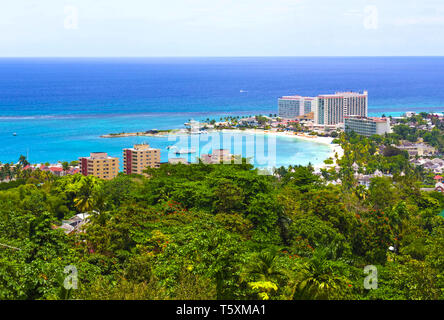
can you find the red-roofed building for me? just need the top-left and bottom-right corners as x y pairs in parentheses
(49, 167), (64, 177)
(434, 175), (443, 183)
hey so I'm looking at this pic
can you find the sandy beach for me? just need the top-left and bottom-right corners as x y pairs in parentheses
(101, 127), (344, 170)
(217, 129), (344, 170)
(182, 128), (344, 170)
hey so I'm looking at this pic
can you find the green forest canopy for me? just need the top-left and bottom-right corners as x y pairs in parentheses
(0, 136), (444, 300)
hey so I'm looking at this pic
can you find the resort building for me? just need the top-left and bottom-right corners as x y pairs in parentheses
(58, 213), (91, 234)
(201, 149), (232, 164)
(278, 96), (315, 119)
(397, 142), (437, 157)
(344, 116), (391, 137)
(354, 170), (393, 189)
(314, 91), (368, 125)
(412, 158), (444, 174)
(238, 117), (259, 127)
(123, 143), (161, 174)
(79, 152), (119, 180)
(304, 98), (316, 115)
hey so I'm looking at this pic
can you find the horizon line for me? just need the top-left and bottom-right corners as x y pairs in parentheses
(0, 55), (444, 59)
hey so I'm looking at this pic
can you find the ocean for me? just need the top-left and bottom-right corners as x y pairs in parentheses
(1, 57), (443, 166)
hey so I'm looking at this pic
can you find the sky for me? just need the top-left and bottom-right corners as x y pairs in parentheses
(0, 0), (443, 57)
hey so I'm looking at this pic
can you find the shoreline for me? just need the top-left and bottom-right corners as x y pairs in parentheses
(101, 128), (343, 170)
(219, 129), (343, 170)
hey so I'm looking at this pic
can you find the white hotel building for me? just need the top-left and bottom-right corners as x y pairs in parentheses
(344, 115), (391, 137)
(314, 91), (368, 126)
(278, 96), (316, 119)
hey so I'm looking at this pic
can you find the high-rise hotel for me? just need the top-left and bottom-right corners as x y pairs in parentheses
(79, 152), (119, 180)
(278, 96), (316, 119)
(123, 143), (161, 175)
(314, 91), (368, 126)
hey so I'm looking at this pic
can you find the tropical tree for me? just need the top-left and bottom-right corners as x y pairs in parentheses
(62, 161), (70, 173)
(354, 184), (368, 201)
(74, 176), (102, 217)
(18, 155), (29, 167)
(243, 250), (284, 283)
(291, 248), (351, 300)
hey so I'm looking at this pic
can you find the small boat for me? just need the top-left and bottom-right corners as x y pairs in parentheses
(176, 148), (196, 154)
(240, 89), (248, 93)
(166, 145), (177, 150)
(12, 133), (17, 136)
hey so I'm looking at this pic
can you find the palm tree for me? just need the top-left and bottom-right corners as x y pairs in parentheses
(291, 248), (346, 300)
(21, 167), (32, 180)
(18, 155), (29, 167)
(0, 164), (9, 181)
(243, 250), (285, 283)
(36, 170), (55, 183)
(62, 161), (70, 174)
(2, 163), (12, 181)
(12, 164), (22, 179)
(241, 250), (287, 300)
(74, 176), (101, 218)
(32, 169), (45, 182)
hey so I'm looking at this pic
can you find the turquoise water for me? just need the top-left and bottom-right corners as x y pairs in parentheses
(162, 132), (331, 169)
(0, 114), (330, 167)
(1, 57), (443, 166)
(0, 112), (331, 168)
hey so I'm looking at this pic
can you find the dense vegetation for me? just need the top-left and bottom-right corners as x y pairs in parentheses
(1, 137), (443, 300)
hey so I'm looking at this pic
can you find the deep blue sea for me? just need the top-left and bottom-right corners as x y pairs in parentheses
(1, 57), (443, 167)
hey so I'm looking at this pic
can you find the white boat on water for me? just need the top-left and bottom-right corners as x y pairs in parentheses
(176, 148), (196, 154)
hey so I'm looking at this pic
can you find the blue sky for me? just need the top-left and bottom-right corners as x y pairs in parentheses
(0, 0), (443, 56)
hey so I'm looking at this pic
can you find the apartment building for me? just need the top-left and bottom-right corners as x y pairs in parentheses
(79, 152), (119, 180)
(123, 143), (161, 174)
(344, 116), (391, 137)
